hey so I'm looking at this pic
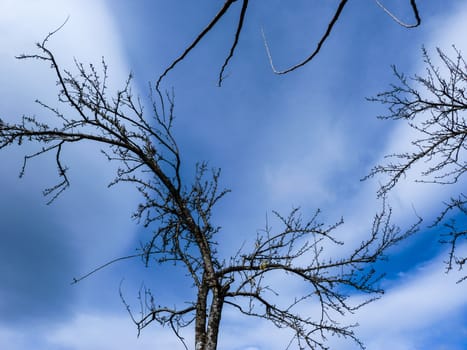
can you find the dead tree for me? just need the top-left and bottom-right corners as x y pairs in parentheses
(157, 0), (421, 87)
(0, 28), (419, 350)
(365, 47), (467, 282)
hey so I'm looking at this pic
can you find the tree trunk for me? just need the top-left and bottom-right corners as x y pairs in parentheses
(195, 279), (208, 350)
(205, 287), (224, 350)
(194, 283), (224, 350)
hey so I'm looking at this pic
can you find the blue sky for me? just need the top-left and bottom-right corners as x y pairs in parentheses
(0, 1), (466, 349)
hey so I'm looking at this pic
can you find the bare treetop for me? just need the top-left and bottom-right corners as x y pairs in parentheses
(0, 28), (421, 349)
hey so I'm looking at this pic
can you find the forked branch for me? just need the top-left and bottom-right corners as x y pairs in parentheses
(365, 46), (467, 281)
(157, 0), (421, 86)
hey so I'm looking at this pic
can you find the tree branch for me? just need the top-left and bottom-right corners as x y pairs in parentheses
(262, 0), (349, 75)
(375, 0), (421, 28)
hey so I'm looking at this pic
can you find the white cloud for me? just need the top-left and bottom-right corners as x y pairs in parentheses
(426, 1), (467, 53)
(0, 0), (129, 115)
(264, 129), (347, 205)
(263, 107), (353, 210)
(0, 0), (140, 268)
(47, 312), (190, 350)
(0, 311), (190, 350)
(346, 247), (467, 350)
(0, 328), (27, 350)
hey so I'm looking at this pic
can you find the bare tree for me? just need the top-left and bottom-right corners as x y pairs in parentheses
(157, 0), (421, 87)
(0, 28), (419, 350)
(365, 46), (467, 282)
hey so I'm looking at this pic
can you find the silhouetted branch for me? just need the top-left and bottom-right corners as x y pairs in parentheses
(215, 202), (420, 349)
(157, 0), (422, 87)
(366, 46), (467, 281)
(71, 253), (143, 285)
(432, 194), (467, 282)
(156, 0), (238, 89)
(217, 0), (249, 86)
(262, 0), (349, 75)
(375, 0), (421, 28)
(365, 46), (467, 195)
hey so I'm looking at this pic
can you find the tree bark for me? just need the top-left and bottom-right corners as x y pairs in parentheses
(205, 287), (224, 350)
(195, 275), (209, 350)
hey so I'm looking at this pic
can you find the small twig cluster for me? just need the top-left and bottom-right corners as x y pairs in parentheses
(365, 46), (467, 282)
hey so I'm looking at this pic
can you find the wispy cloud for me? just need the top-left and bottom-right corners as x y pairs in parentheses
(345, 247), (467, 350)
(0, 0), (142, 333)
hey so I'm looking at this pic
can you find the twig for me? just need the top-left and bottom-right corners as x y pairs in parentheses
(262, 0), (349, 75)
(375, 0), (421, 28)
